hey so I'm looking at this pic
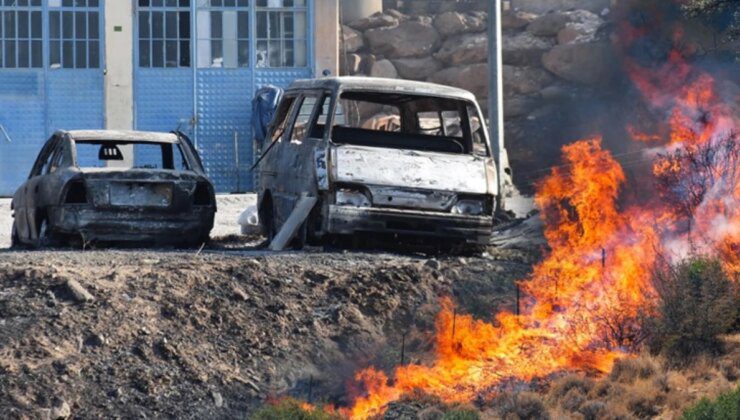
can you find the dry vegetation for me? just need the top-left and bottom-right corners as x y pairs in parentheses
(271, 336), (738, 419)
(270, 255), (740, 419)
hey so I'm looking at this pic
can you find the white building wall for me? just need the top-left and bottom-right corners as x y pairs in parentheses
(104, 0), (134, 130)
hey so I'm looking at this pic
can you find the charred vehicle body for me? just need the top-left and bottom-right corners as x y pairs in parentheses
(11, 130), (215, 247)
(256, 77), (499, 248)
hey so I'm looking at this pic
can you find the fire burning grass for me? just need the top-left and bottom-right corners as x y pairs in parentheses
(290, 3), (738, 418)
(345, 137), (663, 419)
(342, 45), (737, 416)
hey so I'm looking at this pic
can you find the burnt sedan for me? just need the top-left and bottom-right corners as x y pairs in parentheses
(10, 130), (216, 248)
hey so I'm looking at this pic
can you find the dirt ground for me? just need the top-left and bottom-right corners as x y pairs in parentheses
(0, 190), (544, 418)
(0, 240), (535, 419)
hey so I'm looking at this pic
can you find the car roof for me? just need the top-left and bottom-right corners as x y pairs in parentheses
(287, 76), (478, 101)
(61, 130), (180, 144)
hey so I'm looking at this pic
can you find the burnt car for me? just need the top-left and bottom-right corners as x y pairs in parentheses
(10, 130), (215, 248)
(256, 77), (499, 248)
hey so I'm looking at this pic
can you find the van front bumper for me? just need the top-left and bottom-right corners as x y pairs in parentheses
(326, 205), (492, 245)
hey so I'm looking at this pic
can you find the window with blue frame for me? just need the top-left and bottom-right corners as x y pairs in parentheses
(138, 0), (191, 68)
(196, 0), (250, 68)
(255, 0), (307, 68)
(0, 0), (43, 68)
(48, 0), (101, 69)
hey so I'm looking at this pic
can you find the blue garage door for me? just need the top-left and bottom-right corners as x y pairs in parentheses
(0, 0), (104, 197)
(134, 0), (313, 193)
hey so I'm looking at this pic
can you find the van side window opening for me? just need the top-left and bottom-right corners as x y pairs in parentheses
(290, 96), (317, 143)
(331, 91), (479, 155)
(467, 105), (489, 157)
(269, 96), (296, 143)
(309, 94), (331, 139)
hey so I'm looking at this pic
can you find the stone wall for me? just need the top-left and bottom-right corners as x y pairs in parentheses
(341, 1), (491, 109)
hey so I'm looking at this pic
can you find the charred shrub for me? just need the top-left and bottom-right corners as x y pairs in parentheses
(646, 257), (739, 364)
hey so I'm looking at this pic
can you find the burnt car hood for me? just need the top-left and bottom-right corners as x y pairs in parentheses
(330, 145), (489, 194)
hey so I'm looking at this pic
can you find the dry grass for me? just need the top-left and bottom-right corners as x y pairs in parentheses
(482, 334), (740, 420)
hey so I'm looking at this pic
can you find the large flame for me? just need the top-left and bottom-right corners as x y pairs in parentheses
(346, 138), (663, 418)
(312, 4), (738, 418)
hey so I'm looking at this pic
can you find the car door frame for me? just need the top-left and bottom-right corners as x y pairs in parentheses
(283, 90), (325, 192)
(259, 93), (299, 188)
(14, 135), (61, 242)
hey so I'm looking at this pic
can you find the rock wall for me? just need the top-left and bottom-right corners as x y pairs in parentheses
(341, 0), (620, 192)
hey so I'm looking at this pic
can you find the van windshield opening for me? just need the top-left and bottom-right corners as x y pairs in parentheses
(74, 141), (190, 171)
(331, 91), (487, 155)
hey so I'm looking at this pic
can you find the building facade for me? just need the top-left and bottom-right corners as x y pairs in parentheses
(0, 0), (338, 196)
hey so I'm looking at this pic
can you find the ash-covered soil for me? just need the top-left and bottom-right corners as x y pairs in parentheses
(0, 245), (535, 419)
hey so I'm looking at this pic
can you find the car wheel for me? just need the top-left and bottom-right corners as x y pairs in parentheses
(10, 221), (20, 249)
(35, 218), (51, 249)
(192, 232), (210, 249)
(263, 200), (277, 243)
(291, 220), (307, 250)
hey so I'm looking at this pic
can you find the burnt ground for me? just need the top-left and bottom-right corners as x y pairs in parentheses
(0, 236), (538, 419)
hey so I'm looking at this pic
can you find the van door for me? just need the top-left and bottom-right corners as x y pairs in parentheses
(283, 91), (324, 194)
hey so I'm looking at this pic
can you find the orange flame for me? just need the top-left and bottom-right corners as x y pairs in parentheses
(346, 138), (663, 419)
(301, 7), (737, 418)
(343, 61), (738, 417)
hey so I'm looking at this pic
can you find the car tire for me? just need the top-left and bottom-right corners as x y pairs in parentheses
(260, 198), (277, 244)
(291, 220), (307, 250)
(35, 218), (51, 249)
(193, 233), (210, 249)
(10, 221), (20, 249)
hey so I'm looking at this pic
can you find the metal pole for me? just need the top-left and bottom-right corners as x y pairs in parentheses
(489, 0), (506, 189)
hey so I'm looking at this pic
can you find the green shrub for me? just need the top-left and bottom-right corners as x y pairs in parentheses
(646, 257), (739, 364)
(251, 398), (340, 420)
(682, 387), (740, 420)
